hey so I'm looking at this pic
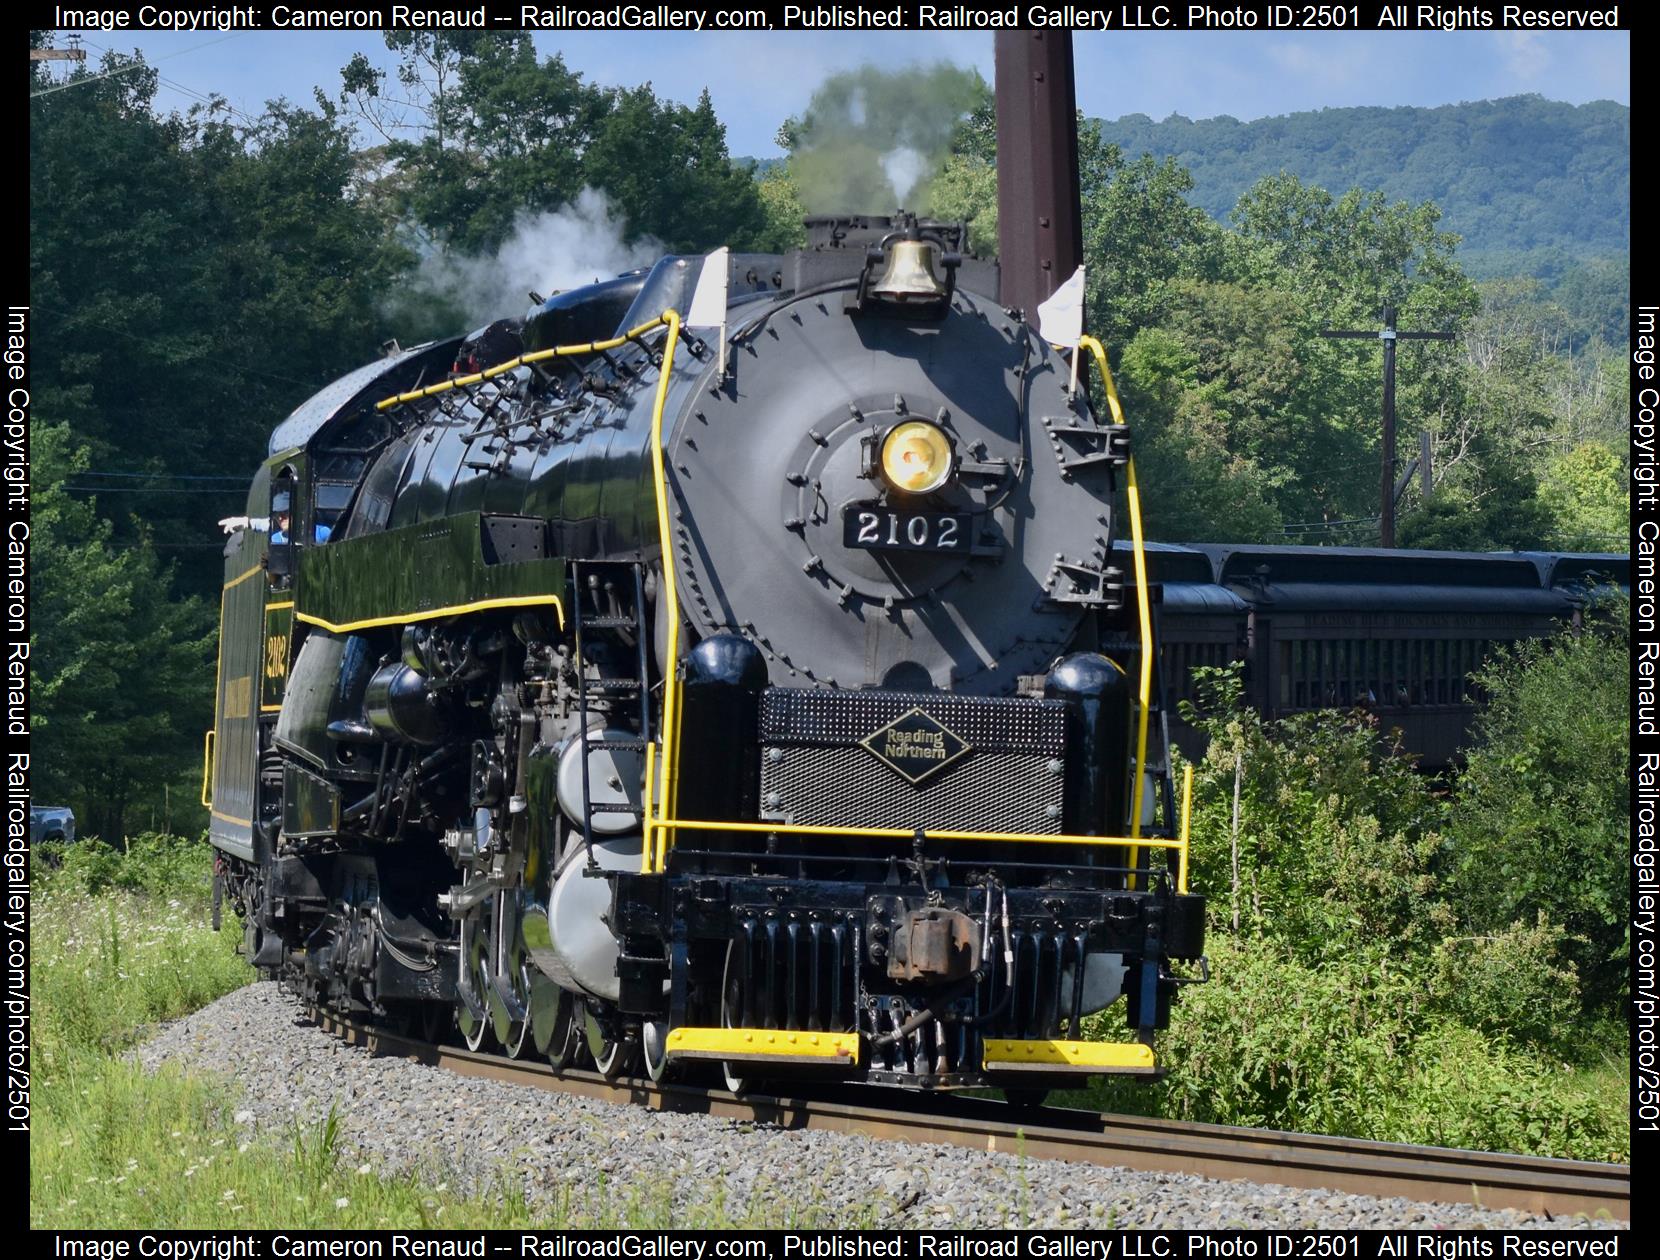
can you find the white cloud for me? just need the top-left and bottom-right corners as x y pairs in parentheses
(1498, 32), (1551, 82)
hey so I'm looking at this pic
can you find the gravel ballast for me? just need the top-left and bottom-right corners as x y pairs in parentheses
(137, 984), (1623, 1230)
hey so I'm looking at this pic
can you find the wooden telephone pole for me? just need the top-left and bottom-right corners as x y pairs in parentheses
(1321, 305), (1455, 548)
(31, 33), (86, 63)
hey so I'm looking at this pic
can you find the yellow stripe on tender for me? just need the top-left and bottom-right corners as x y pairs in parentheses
(983, 1038), (1156, 1072)
(665, 1027), (860, 1064)
(295, 593), (564, 635)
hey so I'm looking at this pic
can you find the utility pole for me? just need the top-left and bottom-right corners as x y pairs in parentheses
(31, 34), (85, 63)
(1321, 305), (1455, 548)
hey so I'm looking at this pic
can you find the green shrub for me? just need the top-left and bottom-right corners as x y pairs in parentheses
(1179, 665), (1450, 961)
(1447, 603), (1630, 1008)
(47, 831), (214, 901)
(1379, 1023), (1627, 1164)
(1085, 937), (1628, 1162)
(1082, 664), (1629, 1160)
(1432, 915), (1584, 1050)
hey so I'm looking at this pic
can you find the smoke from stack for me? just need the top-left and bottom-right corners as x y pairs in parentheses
(786, 64), (985, 215)
(401, 189), (663, 325)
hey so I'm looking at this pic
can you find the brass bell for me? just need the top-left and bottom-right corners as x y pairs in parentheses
(871, 239), (946, 302)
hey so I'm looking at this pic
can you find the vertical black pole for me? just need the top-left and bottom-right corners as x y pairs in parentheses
(995, 32), (1083, 320)
(1322, 307), (1454, 549)
(1380, 305), (1398, 549)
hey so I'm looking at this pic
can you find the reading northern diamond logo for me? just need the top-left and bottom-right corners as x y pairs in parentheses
(858, 707), (972, 785)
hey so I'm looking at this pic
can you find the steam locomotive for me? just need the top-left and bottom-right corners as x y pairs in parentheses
(205, 215), (1206, 1094)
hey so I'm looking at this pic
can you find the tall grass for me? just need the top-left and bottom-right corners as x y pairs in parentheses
(31, 835), (882, 1228)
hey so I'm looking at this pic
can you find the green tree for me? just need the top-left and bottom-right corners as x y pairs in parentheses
(1536, 441), (1629, 551)
(343, 35), (765, 257)
(1078, 129), (1220, 350)
(1115, 326), (1284, 541)
(31, 51), (412, 599)
(584, 86), (766, 253)
(29, 423), (216, 843)
(1446, 607), (1630, 1010)
(926, 151), (998, 255)
(750, 163), (808, 253)
(1392, 276), (1621, 552)
(339, 33), (601, 254)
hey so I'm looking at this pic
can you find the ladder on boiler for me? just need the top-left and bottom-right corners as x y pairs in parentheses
(569, 560), (654, 862)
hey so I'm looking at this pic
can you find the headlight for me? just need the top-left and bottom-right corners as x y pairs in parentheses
(880, 421), (954, 494)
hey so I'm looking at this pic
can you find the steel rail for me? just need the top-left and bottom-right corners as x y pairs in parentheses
(310, 1009), (1628, 1223)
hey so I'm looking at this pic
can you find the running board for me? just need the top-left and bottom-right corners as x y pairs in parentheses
(665, 1027), (860, 1066)
(983, 1038), (1157, 1074)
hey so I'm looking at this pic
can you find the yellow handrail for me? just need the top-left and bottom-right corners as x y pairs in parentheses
(641, 742), (657, 875)
(644, 312), (684, 874)
(1178, 764), (1193, 894)
(200, 729), (215, 808)
(1076, 336), (1156, 881)
(374, 315), (675, 412)
(648, 816), (1187, 852)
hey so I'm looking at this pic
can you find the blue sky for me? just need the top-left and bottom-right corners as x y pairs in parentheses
(51, 29), (1628, 157)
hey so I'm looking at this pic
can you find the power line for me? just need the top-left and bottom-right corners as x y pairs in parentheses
(63, 485), (245, 495)
(27, 302), (332, 391)
(153, 71), (264, 128)
(48, 37), (266, 129)
(75, 470), (248, 482)
(28, 58), (148, 99)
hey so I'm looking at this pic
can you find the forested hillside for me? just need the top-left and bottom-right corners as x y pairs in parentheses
(1094, 95), (1629, 278)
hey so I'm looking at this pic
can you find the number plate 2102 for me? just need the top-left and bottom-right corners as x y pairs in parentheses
(843, 507), (972, 554)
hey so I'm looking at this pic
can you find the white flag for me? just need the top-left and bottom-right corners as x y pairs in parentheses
(1036, 264), (1085, 348)
(686, 247), (729, 329)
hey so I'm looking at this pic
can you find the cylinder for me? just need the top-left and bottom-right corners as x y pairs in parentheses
(364, 663), (446, 746)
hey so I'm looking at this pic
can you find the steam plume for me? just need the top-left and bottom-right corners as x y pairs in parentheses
(786, 64), (985, 215)
(409, 189), (662, 324)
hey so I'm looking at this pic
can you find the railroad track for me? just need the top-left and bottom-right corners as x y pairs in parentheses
(311, 1009), (1629, 1223)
